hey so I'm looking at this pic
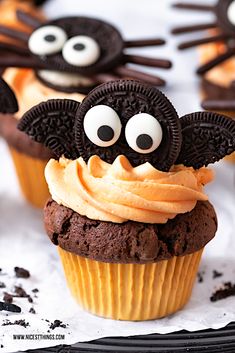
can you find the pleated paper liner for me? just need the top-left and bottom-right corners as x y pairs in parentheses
(9, 146), (50, 208)
(58, 247), (203, 321)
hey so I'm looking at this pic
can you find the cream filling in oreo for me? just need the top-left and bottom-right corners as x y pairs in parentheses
(38, 70), (94, 87)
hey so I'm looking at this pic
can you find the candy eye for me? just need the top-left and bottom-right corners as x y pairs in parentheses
(84, 105), (122, 147)
(28, 26), (67, 55)
(227, 1), (235, 26)
(125, 113), (163, 154)
(62, 35), (100, 67)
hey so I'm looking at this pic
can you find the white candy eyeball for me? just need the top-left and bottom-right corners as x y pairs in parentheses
(62, 35), (100, 67)
(84, 105), (122, 147)
(227, 1), (235, 26)
(28, 26), (67, 56)
(125, 113), (163, 154)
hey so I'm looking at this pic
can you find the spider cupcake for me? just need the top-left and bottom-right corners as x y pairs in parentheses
(11, 79), (235, 320)
(172, 0), (235, 112)
(0, 11), (172, 208)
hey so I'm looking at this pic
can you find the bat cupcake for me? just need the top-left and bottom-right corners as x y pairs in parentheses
(6, 79), (235, 320)
(0, 10), (172, 208)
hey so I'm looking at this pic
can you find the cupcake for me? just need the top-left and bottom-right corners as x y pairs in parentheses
(17, 80), (235, 320)
(172, 0), (235, 162)
(0, 11), (172, 208)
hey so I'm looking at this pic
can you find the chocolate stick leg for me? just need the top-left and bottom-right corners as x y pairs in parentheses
(197, 49), (234, 75)
(178, 34), (228, 50)
(172, 22), (217, 35)
(0, 43), (30, 56)
(123, 55), (172, 69)
(124, 38), (165, 48)
(0, 25), (29, 42)
(16, 9), (44, 29)
(172, 2), (214, 11)
(113, 66), (166, 86)
(202, 99), (235, 111)
(0, 55), (45, 69)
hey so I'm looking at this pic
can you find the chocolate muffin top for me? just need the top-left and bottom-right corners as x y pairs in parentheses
(44, 199), (217, 264)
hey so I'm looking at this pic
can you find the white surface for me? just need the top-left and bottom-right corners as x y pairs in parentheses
(1, 0), (235, 352)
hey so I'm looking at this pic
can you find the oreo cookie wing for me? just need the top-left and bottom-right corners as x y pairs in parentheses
(18, 99), (80, 159)
(75, 80), (182, 171)
(176, 111), (235, 169)
(0, 77), (18, 114)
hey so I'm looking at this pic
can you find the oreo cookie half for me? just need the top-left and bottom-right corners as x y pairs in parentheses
(0, 78), (18, 114)
(176, 111), (235, 169)
(75, 80), (182, 171)
(18, 99), (80, 159)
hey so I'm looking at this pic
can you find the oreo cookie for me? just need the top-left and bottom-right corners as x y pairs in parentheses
(176, 111), (235, 169)
(0, 78), (18, 114)
(30, 17), (124, 76)
(75, 80), (182, 171)
(18, 99), (80, 160)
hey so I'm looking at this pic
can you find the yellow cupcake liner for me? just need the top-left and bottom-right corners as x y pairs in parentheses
(58, 247), (203, 321)
(9, 147), (50, 208)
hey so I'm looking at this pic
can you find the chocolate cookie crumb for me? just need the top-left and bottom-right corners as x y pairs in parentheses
(1, 344), (3, 348)
(3, 293), (13, 304)
(14, 286), (33, 303)
(2, 319), (29, 328)
(14, 286), (27, 297)
(29, 308), (36, 314)
(197, 271), (205, 283)
(213, 270), (223, 279)
(210, 282), (235, 302)
(14, 267), (30, 279)
(0, 282), (6, 288)
(0, 301), (21, 313)
(49, 320), (67, 330)
(32, 288), (39, 293)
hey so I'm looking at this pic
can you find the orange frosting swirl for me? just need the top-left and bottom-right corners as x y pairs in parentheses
(45, 155), (213, 224)
(3, 68), (85, 118)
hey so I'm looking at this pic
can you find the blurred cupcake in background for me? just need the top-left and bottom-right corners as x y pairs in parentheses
(172, 0), (235, 162)
(0, 10), (172, 208)
(17, 80), (235, 320)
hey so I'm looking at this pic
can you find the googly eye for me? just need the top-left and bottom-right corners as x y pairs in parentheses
(84, 105), (122, 147)
(62, 35), (100, 67)
(125, 113), (163, 154)
(227, 1), (235, 26)
(28, 25), (67, 56)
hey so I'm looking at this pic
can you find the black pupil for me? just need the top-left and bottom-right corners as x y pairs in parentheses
(136, 134), (153, 150)
(73, 43), (86, 51)
(44, 34), (56, 42)
(97, 125), (114, 142)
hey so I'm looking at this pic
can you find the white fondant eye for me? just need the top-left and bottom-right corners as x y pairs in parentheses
(62, 35), (100, 67)
(28, 26), (67, 55)
(125, 113), (162, 154)
(84, 105), (122, 147)
(228, 1), (235, 25)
